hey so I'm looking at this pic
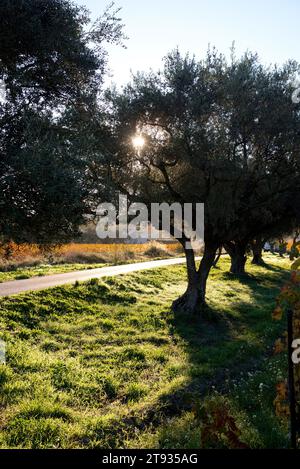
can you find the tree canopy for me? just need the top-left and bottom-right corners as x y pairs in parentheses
(107, 49), (300, 312)
(0, 0), (126, 245)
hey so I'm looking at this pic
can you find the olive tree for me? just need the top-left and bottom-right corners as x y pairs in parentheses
(108, 49), (300, 313)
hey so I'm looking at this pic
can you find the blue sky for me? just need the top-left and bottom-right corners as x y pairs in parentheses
(75, 0), (300, 86)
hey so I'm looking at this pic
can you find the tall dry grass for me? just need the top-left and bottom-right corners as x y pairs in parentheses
(0, 241), (182, 271)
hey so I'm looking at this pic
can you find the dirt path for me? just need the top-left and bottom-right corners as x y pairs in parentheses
(0, 257), (191, 296)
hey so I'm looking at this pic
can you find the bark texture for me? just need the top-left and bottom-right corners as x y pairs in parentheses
(172, 242), (217, 314)
(224, 240), (248, 275)
(251, 237), (265, 265)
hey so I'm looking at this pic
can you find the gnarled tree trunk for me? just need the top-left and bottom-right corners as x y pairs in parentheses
(225, 240), (248, 275)
(172, 242), (217, 314)
(251, 236), (265, 265)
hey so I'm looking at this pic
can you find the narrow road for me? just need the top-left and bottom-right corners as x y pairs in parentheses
(0, 257), (191, 297)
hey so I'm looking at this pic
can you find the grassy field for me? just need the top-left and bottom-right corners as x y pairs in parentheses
(0, 254), (291, 448)
(0, 263), (108, 283)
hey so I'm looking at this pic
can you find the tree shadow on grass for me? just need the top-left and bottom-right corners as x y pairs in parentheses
(148, 264), (289, 426)
(1, 262), (290, 448)
(220, 267), (289, 292)
(259, 262), (287, 273)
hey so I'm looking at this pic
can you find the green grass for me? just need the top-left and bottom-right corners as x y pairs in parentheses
(0, 254), (291, 448)
(0, 263), (108, 283)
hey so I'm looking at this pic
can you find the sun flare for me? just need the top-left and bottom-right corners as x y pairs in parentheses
(132, 134), (145, 149)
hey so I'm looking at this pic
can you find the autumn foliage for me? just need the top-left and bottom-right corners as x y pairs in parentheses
(272, 258), (300, 435)
(193, 398), (248, 449)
